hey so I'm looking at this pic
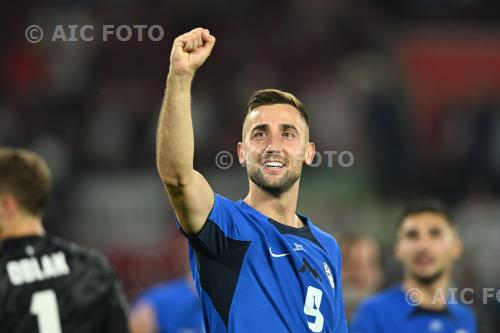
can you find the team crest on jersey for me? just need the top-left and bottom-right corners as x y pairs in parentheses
(323, 262), (335, 289)
(293, 242), (305, 252)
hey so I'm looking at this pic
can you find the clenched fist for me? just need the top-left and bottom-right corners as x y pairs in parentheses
(169, 28), (216, 76)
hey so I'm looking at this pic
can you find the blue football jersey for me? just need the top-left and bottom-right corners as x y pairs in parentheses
(350, 285), (477, 333)
(182, 193), (348, 333)
(133, 278), (204, 333)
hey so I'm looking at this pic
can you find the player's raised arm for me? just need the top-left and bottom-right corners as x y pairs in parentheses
(156, 28), (216, 235)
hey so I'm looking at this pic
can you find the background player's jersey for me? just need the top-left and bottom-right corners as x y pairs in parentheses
(0, 234), (129, 333)
(133, 278), (204, 333)
(182, 194), (348, 333)
(350, 285), (477, 333)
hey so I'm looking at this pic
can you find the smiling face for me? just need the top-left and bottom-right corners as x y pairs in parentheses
(238, 104), (315, 196)
(395, 212), (462, 285)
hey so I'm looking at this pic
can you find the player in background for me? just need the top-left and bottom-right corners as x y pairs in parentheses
(129, 272), (204, 333)
(351, 200), (477, 333)
(339, 234), (384, 322)
(0, 147), (130, 333)
(156, 27), (348, 332)
(129, 241), (204, 333)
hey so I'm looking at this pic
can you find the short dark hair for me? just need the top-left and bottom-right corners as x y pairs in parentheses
(245, 89), (309, 126)
(0, 148), (52, 216)
(398, 199), (453, 228)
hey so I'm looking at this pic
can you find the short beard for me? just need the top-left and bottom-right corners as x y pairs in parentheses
(412, 268), (445, 286)
(248, 167), (300, 197)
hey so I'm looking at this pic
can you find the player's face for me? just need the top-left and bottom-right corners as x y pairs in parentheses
(238, 104), (315, 195)
(395, 213), (462, 285)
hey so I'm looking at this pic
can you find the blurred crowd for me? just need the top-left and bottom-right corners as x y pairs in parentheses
(2, 0), (499, 332)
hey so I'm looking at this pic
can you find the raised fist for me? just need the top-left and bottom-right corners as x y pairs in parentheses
(169, 27), (216, 76)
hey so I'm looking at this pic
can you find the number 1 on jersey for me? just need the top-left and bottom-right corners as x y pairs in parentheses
(304, 286), (324, 332)
(30, 290), (62, 333)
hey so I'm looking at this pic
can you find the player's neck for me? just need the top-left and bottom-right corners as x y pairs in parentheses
(403, 272), (451, 310)
(244, 182), (302, 228)
(0, 213), (45, 241)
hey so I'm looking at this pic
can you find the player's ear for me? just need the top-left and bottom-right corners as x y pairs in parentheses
(237, 142), (246, 167)
(0, 194), (18, 220)
(450, 231), (463, 260)
(304, 142), (316, 166)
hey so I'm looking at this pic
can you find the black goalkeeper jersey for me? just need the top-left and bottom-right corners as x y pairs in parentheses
(0, 234), (130, 333)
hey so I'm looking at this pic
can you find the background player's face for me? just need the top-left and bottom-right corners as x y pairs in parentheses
(395, 213), (462, 285)
(238, 104), (315, 195)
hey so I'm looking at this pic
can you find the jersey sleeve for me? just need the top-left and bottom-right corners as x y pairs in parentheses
(334, 245), (349, 333)
(180, 193), (254, 258)
(99, 259), (130, 333)
(350, 299), (381, 333)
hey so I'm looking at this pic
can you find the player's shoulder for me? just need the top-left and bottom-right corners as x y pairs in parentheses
(47, 234), (103, 258)
(449, 301), (476, 321)
(211, 192), (267, 229)
(351, 288), (400, 330)
(46, 234), (114, 273)
(357, 285), (403, 311)
(137, 278), (193, 310)
(307, 221), (341, 251)
(210, 193), (243, 216)
(142, 278), (188, 299)
(214, 193), (236, 205)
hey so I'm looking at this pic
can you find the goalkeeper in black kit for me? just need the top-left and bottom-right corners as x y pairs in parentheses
(0, 147), (130, 333)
